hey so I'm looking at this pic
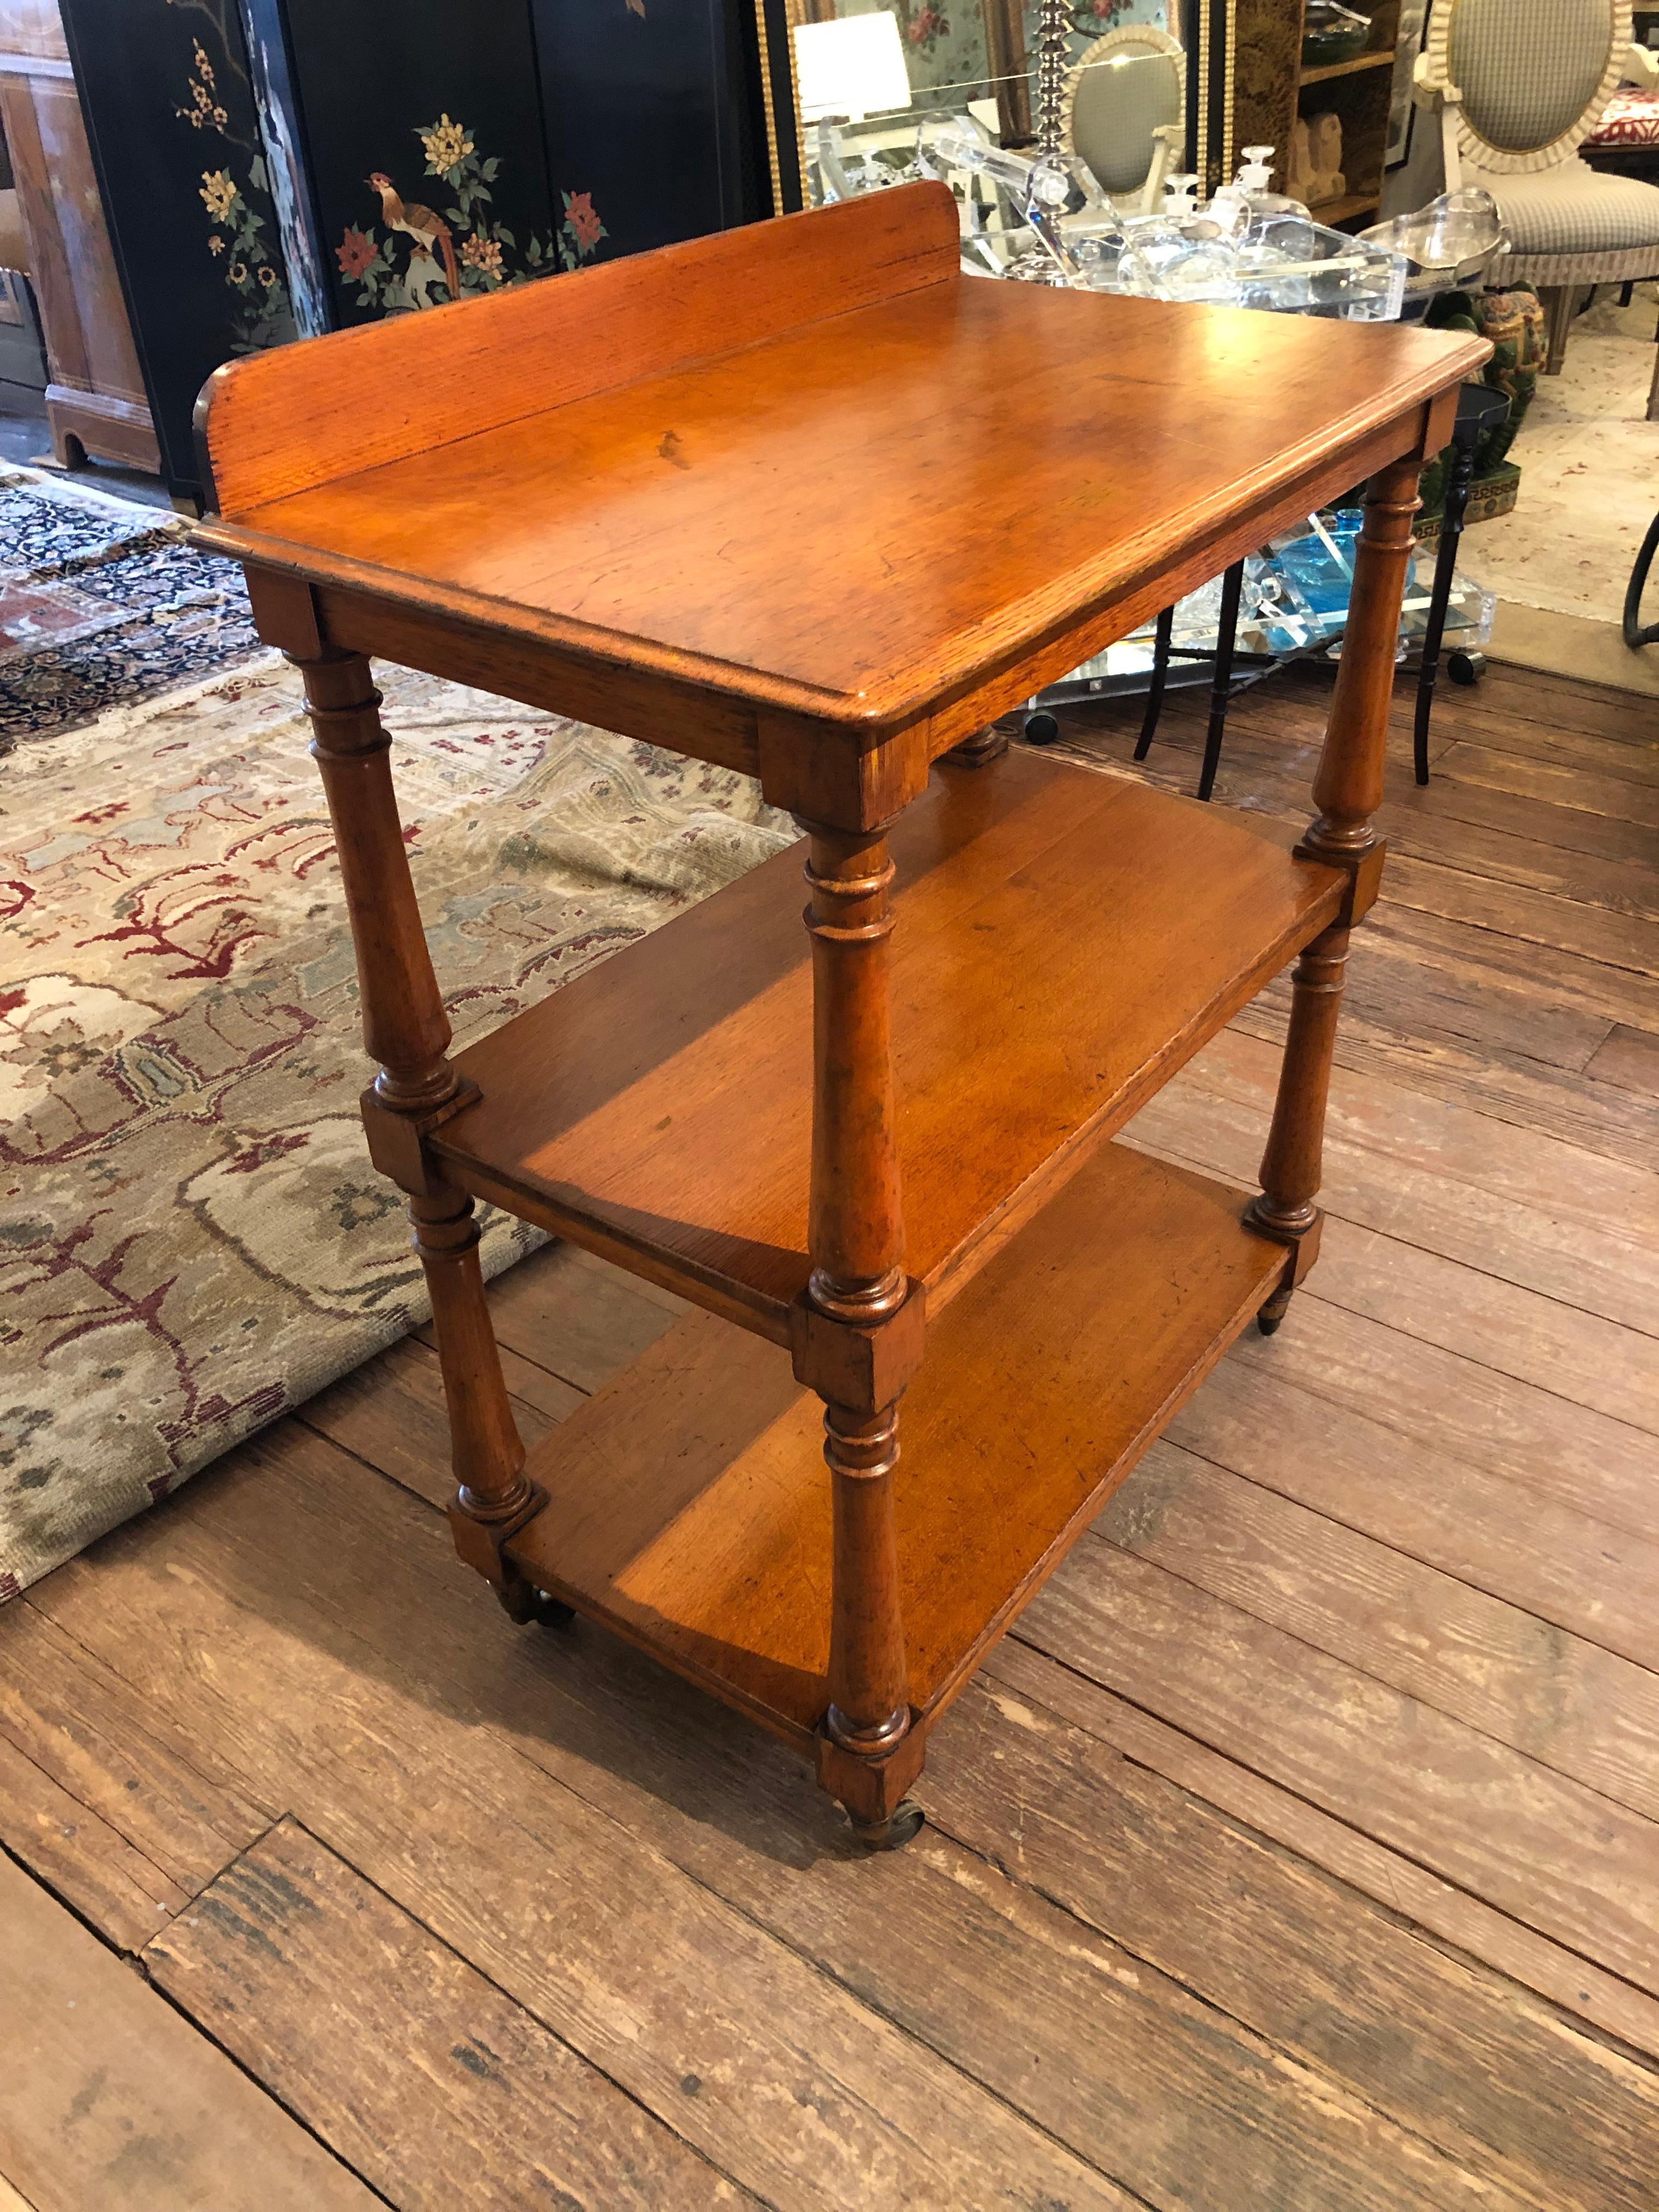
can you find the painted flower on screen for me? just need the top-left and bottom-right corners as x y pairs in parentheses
(420, 112), (474, 175)
(336, 225), (378, 280)
(199, 168), (239, 223)
(565, 191), (603, 251)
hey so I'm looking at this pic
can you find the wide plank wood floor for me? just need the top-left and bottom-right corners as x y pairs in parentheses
(3, 657), (1657, 2211)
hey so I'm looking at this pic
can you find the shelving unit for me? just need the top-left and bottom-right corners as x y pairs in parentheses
(1299, 50), (1396, 88)
(1232, 0), (1404, 228)
(433, 761), (1344, 1336)
(507, 1143), (1293, 1743)
(193, 183), (1482, 1847)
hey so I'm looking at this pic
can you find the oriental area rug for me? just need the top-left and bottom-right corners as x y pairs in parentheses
(0, 465), (267, 748)
(1, 602), (792, 1596)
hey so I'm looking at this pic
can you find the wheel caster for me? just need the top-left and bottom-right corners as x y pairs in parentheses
(496, 1580), (575, 1628)
(1023, 710), (1059, 745)
(1255, 1283), (1294, 1336)
(1447, 649), (1485, 686)
(850, 1799), (925, 1852)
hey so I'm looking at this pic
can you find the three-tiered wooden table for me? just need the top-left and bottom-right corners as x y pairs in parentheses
(194, 184), (1485, 1846)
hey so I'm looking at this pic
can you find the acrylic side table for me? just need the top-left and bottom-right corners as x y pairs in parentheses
(193, 184), (1485, 1847)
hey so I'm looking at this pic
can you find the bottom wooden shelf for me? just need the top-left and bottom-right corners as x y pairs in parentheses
(1311, 190), (1383, 228)
(507, 1141), (1289, 1746)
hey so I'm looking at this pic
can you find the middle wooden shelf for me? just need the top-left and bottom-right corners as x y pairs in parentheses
(432, 747), (1344, 1340)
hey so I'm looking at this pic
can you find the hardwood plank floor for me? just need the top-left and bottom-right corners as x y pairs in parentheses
(3, 657), (1657, 2209)
(0, 1849), (376, 2211)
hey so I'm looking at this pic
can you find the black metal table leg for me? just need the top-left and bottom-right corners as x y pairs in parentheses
(1413, 441), (1474, 786)
(1624, 510), (1659, 649)
(1196, 559), (1244, 803)
(1412, 384), (1511, 785)
(1133, 603), (1176, 761)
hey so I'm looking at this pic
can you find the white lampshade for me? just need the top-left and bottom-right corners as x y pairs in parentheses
(794, 12), (913, 125)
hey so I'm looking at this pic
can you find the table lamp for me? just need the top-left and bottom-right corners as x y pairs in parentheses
(793, 11), (914, 125)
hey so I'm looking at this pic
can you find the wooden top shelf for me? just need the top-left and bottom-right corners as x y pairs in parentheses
(194, 185), (1486, 745)
(506, 1141), (1290, 1743)
(433, 748), (1344, 1338)
(1300, 48), (1395, 85)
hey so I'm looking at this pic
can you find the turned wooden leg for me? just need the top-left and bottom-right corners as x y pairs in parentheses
(798, 822), (924, 1849)
(1249, 924), (1346, 1332)
(1540, 284), (1576, 376)
(296, 648), (548, 1611)
(413, 1186), (565, 1621)
(942, 725), (1011, 768)
(1248, 451), (1420, 1330)
(298, 648), (459, 1116)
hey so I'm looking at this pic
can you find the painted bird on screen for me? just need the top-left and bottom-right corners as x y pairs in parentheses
(366, 172), (460, 300)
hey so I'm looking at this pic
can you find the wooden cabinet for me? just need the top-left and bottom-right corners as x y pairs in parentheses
(0, 0), (157, 470)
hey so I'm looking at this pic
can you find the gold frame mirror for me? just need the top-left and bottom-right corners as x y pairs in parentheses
(753, 0), (1181, 212)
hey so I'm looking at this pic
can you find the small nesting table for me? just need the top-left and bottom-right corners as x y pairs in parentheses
(194, 185), (1483, 1847)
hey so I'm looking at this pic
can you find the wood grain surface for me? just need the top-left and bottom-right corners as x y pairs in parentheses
(145, 1819), (751, 2209)
(0, 1849), (375, 2212)
(3, 657), (1654, 2210)
(194, 185), (1485, 743)
(438, 751), (1340, 1334)
(505, 1143), (1288, 1740)
(194, 184), (962, 514)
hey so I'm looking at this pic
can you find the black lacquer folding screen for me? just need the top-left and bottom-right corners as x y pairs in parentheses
(59, 0), (765, 502)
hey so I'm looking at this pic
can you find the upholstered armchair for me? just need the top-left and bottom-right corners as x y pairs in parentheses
(1415, 0), (1659, 409)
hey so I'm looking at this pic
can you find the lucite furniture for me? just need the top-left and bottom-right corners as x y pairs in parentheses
(193, 183), (1484, 1847)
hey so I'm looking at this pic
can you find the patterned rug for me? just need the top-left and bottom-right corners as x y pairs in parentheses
(0, 465), (266, 749)
(1, 649), (793, 1597)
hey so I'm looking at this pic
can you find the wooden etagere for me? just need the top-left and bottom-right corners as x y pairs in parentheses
(194, 184), (1482, 1846)
(1232, 0), (1404, 228)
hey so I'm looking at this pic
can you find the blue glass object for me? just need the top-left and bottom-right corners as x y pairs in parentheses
(1275, 509), (1367, 624)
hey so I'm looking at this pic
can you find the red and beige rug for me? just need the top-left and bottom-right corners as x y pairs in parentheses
(1, 648), (792, 1596)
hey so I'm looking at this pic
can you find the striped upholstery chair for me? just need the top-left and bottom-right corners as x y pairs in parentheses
(1415, 0), (1659, 407)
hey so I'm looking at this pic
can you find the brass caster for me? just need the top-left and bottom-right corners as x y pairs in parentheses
(530, 1588), (575, 1629)
(850, 1799), (925, 1852)
(1256, 1311), (1284, 1337)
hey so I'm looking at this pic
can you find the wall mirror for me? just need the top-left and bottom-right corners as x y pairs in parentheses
(1064, 23), (1184, 205)
(753, 0), (1180, 213)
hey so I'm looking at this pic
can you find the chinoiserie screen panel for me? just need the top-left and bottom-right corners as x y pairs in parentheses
(57, 0), (766, 504)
